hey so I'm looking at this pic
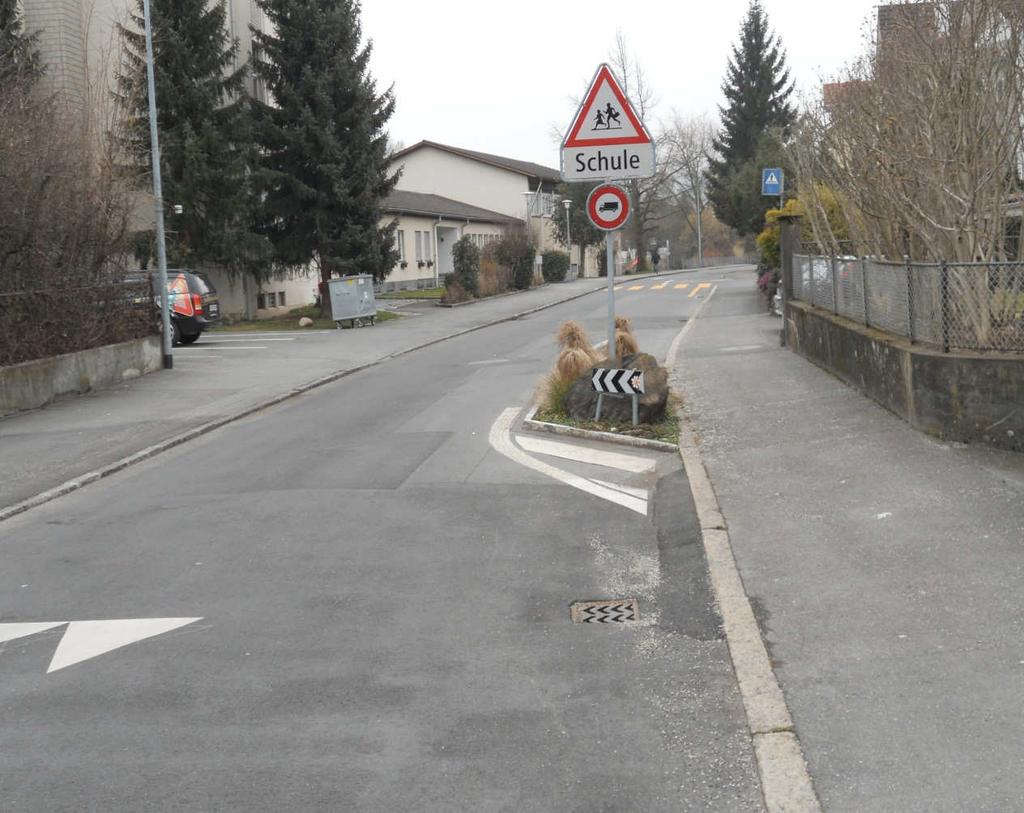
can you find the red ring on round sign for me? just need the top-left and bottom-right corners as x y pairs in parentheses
(586, 184), (631, 231)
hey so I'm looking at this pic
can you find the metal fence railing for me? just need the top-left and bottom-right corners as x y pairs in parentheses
(791, 255), (1024, 353)
(0, 280), (159, 367)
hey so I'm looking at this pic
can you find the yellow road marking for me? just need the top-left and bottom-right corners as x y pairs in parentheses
(628, 285), (645, 291)
(674, 283), (690, 290)
(688, 282), (712, 298)
(652, 282), (669, 290)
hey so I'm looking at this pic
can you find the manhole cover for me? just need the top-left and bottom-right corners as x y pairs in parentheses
(570, 599), (639, 624)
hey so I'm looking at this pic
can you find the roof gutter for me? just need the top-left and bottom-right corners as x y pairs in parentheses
(385, 207), (518, 225)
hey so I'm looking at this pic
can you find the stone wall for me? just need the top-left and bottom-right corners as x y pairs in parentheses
(786, 300), (1023, 452)
(0, 336), (161, 417)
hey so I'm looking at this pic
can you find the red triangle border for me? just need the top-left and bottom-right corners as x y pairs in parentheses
(564, 65), (652, 149)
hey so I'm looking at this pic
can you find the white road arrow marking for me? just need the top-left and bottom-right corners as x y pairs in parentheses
(489, 411), (648, 515)
(47, 618), (202, 673)
(0, 622), (66, 644)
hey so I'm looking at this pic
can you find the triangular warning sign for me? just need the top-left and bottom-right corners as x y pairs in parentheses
(563, 64), (652, 149)
(766, 172), (778, 185)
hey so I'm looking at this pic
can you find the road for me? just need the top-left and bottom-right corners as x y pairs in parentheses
(0, 270), (765, 811)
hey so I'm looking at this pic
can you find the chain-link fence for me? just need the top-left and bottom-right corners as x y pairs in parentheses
(0, 280), (159, 367)
(791, 254), (1024, 352)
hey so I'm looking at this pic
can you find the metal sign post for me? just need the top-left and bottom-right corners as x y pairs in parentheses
(606, 232), (616, 364)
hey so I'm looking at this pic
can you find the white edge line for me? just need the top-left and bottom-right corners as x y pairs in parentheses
(198, 333), (296, 339)
(589, 478), (649, 500)
(665, 285), (718, 369)
(489, 408), (648, 515)
(516, 434), (656, 474)
(669, 290), (821, 812)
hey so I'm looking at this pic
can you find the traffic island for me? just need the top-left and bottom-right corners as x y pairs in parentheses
(527, 320), (679, 450)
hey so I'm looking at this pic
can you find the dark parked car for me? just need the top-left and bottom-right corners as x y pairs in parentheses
(126, 269), (222, 345)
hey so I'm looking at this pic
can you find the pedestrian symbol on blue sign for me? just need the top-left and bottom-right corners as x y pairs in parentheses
(762, 168), (783, 197)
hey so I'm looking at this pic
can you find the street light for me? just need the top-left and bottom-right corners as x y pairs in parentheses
(562, 199), (572, 278)
(142, 0), (173, 369)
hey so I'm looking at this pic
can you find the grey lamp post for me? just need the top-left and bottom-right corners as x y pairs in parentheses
(142, 0), (173, 369)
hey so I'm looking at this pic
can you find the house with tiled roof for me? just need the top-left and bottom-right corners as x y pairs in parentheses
(381, 190), (522, 290)
(386, 141), (587, 287)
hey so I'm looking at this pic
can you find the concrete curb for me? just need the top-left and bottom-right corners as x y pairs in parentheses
(0, 280), (620, 524)
(669, 295), (821, 812)
(520, 405), (679, 453)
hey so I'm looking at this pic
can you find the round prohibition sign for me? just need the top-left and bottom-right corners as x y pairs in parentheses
(586, 183), (631, 231)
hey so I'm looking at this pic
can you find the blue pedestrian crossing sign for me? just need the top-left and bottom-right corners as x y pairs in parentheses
(762, 168), (783, 197)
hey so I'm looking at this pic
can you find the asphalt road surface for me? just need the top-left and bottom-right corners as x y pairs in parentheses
(0, 271), (764, 812)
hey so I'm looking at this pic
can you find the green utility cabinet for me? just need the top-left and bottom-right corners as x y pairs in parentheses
(326, 275), (377, 327)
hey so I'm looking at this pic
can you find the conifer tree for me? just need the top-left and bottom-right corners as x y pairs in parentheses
(0, 0), (41, 85)
(252, 0), (399, 287)
(707, 1), (795, 236)
(118, 0), (269, 274)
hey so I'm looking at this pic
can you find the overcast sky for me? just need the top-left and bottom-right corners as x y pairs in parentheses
(361, 0), (880, 167)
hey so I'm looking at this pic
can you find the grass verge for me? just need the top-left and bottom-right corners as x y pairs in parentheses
(534, 394), (682, 445)
(213, 304), (400, 332)
(376, 287), (444, 300)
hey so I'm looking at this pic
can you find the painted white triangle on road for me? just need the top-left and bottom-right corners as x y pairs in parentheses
(47, 618), (202, 673)
(0, 622), (66, 644)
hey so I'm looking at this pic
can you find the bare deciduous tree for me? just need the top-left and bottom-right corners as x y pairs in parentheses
(792, 0), (1024, 263)
(666, 113), (715, 265)
(0, 78), (145, 365)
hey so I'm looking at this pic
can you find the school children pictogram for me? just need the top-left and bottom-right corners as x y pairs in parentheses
(594, 103), (623, 131)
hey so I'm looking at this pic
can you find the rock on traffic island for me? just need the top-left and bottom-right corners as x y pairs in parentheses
(564, 352), (669, 424)
(298, 316), (314, 327)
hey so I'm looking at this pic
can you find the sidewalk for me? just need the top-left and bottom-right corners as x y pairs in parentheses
(0, 277), (616, 513)
(673, 271), (1024, 811)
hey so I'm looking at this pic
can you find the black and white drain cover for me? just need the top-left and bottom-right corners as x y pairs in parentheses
(570, 599), (639, 624)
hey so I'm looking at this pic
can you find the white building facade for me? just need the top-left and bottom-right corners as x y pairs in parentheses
(390, 141), (596, 277)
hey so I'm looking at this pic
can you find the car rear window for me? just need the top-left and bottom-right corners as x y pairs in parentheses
(187, 273), (212, 294)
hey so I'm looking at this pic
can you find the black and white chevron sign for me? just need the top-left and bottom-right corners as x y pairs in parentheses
(580, 602), (638, 624)
(591, 368), (645, 395)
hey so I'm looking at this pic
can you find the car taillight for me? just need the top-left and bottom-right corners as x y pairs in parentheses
(192, 293), (203, 314)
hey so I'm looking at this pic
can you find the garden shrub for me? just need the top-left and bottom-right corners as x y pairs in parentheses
(542, 250), (570, 283)
(478, 257), (513, 297)
(451, 236), (480, 297)
(441, 278), (469, 304)
(493, 233), (535, 291)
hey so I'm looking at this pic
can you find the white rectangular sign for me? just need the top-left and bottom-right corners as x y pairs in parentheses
(562, 145), (656, 182)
